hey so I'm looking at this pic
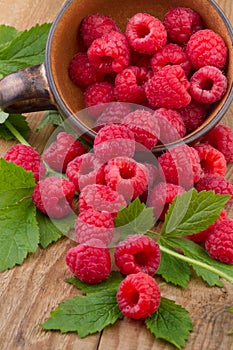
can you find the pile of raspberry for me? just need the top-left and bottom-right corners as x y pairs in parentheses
(68, 8), (228, 146)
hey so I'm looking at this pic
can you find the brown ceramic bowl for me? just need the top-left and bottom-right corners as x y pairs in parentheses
(0, 0), (233, 153)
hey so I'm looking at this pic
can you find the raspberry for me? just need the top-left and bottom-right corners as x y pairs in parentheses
(186, 29), (228, 70)
(78, 184), (127, 216)
(201, 124), (233, 163)
(195, 174), (233, 204)
(178, 100), (207, 133)
(205, 218), (233, 264)
(148, 182), (185, 221)
(153, 108), (186, 144)
(80, 14), (120, 48)
(163, 7), (203, 45)
(189, 66), (228, 104)
(116, 272), (161, 319)
(65, 239), (111, 284)
(122, 109), (160, 150)
(4, 144), (46, 182)
(84, 82), (116, 119)
(151, 43), (191, 76)
(87, 31), (130, 74)
(75, 208), (114, 245)
(186, 209), (227, 243)
(93, 124), (135, 163)
(158, 144), (202, 189)
(66, 153), (105, 192)
(68, 52), (105, 88)
(145, 65), (191, 109)
(104, 156), (149, 201)
(94, 102), (133, 130)
(125, 13), (167, 55)
(114, 234), (161, 276)
(114, 66), (151, 104)
(43, 131), (87, 173)
(32, 176), (75, 218)
(194, 143), (226, 176)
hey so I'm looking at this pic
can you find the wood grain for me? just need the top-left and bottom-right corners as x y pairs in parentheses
(0, 1), (233, 349)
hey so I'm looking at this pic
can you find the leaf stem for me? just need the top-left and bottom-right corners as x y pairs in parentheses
(158, 244), (233, 284)
(4, 120), (30, 146)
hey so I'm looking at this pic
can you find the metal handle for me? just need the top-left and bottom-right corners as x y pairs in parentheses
(0, 63), (57, 113)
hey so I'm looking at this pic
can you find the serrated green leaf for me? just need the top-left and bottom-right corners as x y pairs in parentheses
(0, 114), (30, 140)
(114, 198), (155, 240)
(162, 189), (229, 237)
(41, 290), (123, 337)
(166, 238), (233, 286)
(145, 297), (193, 349)
(0, 159), (35, 208)
(37, 211), (63, 248)
(156, 239), (191, 288)
(36, 111), (64, 131)
(0, 23), (51, 75)
(0, 25), (19, 51)
(0, 197), (39, 271)
(66, 272), (124, 294)
(0, 110), (9, 124)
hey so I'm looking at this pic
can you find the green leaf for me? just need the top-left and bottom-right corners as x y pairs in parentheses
(166, 238), (233, 286)
(0, 110), (9, 124)
(114, 198), (155, 240)
(156, 239), (191, 288)
(0, 197), (39, 271)
(0, 23), (51, 75)
(162, 189), (229, 237)
(0, 114), (30, 140)
(145, 297), (193, 349)
(41, 290), (123, 337)
(0, 159), (35, 208)
(66, 272), (124, 294)
(0, 25), (19, 51)
(36, 110), (64, 131)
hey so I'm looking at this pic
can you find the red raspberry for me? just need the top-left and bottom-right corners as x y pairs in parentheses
(84, 82), (116, 119)
(186, 29), (228, 70)
(153, 107), (186, 144)
(66, 153), (105, 192)
(93, 124), (135, 163)
(189, 66), (228, 104)
(114, 66), (151, 104)
(4, 144), (46, 182)
(75, 208), (114, 245)
(148, 182), (185, 221)
(205, 218), (233, 264)
(151, 43), (191, 76)
(201, 124), (233, 163)
(125, 13), (167, 55)
(186, 209), (227, 243)
(158, 144), (202, 189)
(94, 102), (133, 130)
(78, 184), (127, 217)
(122, 109), (160, 150)
(178, 100), (207, 133)
(116, 272), (161, 319)
(194, 143), (226, 176)
(65, 239), (111, 284)
(32, 176), (75, 218)
(131, 52), (152, 70)
(163, 7), (203, 45)
(145, 65), (191, 109)
(43, 131), (87, 173)
(80, 14), (120, 48)
(104, 156), (149, 201)
(87, 31), (130, 74)
(68, 52), (105, 88)
(114, 234), (161, 276)
(195, 174), (233, 204)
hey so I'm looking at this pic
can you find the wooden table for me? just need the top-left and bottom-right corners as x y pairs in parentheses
(0, 1), (233, 349)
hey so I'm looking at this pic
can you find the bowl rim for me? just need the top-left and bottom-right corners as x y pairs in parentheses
(45, 0), (233, 152)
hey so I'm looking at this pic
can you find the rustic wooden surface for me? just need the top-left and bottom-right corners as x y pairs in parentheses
(0, 1), (233, 349)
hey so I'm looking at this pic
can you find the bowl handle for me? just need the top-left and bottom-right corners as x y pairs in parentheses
(0, 63), (57, 114)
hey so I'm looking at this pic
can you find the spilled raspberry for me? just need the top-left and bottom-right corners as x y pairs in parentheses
(194, 143), (226, 176)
